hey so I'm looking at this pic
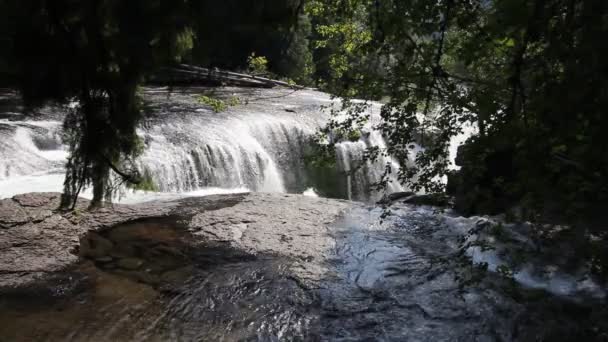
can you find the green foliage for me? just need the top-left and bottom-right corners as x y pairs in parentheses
(304, 144), (336, 170)
(302, 137), (349, 198)
(278, 14), (316, 85)
(130, 168), (158, 192)
(5, 0), (193, 208)
(307, 0), (608, 228)
(197, 95), (240, 113)
(345, 129), (362, 142)
(329, 128), (363, 143)
(187, 0), (314, 85)
(496, 264), (514, 279)
(247, 53), (269, 75)
(453, 253), (489, 289)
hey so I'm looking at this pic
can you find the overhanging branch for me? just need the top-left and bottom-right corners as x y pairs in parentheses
(99, 154), (141, 185)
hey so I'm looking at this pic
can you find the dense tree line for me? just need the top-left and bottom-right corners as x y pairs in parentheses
(186, 0), (314, 84)
(308, 0), (608, 220)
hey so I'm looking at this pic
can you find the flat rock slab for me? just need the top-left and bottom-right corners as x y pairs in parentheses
(0, 192), (353, 289)
(188, 193), (352, 283)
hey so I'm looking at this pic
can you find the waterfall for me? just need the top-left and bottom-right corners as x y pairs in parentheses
(0, 87), (408, 202)
(334, 130), (407, 201)
(138, 117), (292, 193)
(0, 120), (66, 181)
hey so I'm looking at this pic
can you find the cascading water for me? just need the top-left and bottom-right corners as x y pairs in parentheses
(0, 122), (65, 180)
(0, 87), (407, 202)
(2, 89), (606, 341)
(335, 130), (407, 201)
(138, 117), (289, 193)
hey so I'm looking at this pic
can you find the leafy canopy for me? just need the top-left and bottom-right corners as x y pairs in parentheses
(6, 0), (193, 208)
(308, 0), (608, 223)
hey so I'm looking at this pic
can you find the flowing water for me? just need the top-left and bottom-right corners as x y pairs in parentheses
(0, 205), (604, 341)
(0, 87), (606, 341)
(0, 87), (403, 202)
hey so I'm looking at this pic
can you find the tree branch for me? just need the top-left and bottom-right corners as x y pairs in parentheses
(507, 0), (544, 119)
(420, 0), (454, 145)
(99, 154), (141, 185)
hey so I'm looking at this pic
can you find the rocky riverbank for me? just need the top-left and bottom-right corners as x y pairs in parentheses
(0, 192), (355, 340)
(0, 192), (351, 290)
(1, 192), (607, 341)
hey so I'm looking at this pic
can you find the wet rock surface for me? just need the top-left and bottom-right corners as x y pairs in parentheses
(0, 192), (179, 288)
(0, 192), (606, 341)
(0, 192), (351, 340)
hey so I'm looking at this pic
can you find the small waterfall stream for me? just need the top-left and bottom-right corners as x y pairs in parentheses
(0, 87), (405, 202)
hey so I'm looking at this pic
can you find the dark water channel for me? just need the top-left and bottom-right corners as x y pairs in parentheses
(0, 206), (605, 341)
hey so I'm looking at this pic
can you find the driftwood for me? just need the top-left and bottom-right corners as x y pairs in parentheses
(153, 64), (306, 89)
(178, 64), (306, 89)
(163, 68), (272, 88)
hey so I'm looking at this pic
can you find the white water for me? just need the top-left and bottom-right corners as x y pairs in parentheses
(0, 88), (604, 303)
(0, 87), (406, 202)
(439, 214), (607, 299)
(0, 120), (66, 180)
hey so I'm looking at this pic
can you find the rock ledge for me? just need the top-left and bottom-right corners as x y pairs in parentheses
(0, 192), (352, 289)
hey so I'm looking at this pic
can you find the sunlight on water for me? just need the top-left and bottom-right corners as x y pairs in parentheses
(0, 87), (422, 202)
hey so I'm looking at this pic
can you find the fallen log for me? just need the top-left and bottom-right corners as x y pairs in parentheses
(161, 68), (273, 88)
(175, 64), (307, 89)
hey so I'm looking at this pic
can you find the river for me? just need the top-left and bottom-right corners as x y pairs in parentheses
(0, 88), (606, 341)
(0, 86), (406, 202)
